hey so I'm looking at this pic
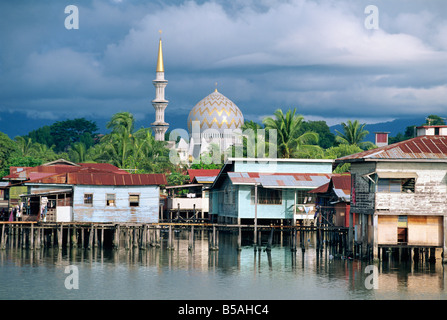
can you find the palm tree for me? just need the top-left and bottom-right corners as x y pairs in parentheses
(335, 120), (375, 150)
(14, 137), (34, 157)
(69, 142), (88, 163)
(262, 108), (322, 158)
(105, 112), (135, 168)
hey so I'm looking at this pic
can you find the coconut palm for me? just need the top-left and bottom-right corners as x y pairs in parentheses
(14, 137), (35, 157)
(262, 108), (322, 158)
(105, 112), (135, 168)
(335, 120), (375, 150)
(68, 142), (88, 163)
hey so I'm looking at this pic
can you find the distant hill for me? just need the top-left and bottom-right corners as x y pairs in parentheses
(0, 111), (190, 139)
(0, 109), (426, 144)
(329, 117), (427, 143)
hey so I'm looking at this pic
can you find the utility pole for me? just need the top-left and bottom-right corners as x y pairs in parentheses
(254, 183), (258, 247)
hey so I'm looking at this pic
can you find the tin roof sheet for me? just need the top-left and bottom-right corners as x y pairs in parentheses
(227, 172), (334, 189)
(25, 168), (167, 186)
(337, 135), (447, 162)
(187, 169), (220, 183)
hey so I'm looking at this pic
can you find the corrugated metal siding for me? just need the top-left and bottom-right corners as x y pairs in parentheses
(72, 185), (160, 223)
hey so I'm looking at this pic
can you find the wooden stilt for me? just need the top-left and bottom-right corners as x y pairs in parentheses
(58, 224), (63, 249)
(141, 225), (147, 250)
(36, 227), (41, 249)
(1, 224), (5, 250)
(101, 227), (104, 248)
(94, 226), (99, 248)
(81, 227), (85, 249)
(88, 225), (94, 249)
(168, 225), (174, 250)
(30, 223), (34, 250)
(188, 225), (194, 251)
(237, 227), (242, 251)
(266, 227), (273, 251)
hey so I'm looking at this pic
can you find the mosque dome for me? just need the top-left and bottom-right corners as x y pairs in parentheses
(187, 89), (244, 134)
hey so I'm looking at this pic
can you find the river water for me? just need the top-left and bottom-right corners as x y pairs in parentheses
(1, 230), (446, 300)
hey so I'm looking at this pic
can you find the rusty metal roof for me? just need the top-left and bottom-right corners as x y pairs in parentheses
(26, 168), (166, 186)
(4, 161), (128, 181)
(227, 172), (334, 189)
(187, 169), (220, 183)
(336, 135), (447, 162)
(310, 174), (351, 202)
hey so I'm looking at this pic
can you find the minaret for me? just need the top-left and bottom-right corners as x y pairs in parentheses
(151, 33), (169, 141)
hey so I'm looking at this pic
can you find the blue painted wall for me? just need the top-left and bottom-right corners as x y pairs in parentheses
(210, 159), (332, 220)
(73, 185), (160, 223)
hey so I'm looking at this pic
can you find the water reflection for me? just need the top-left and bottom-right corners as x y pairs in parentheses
(0, 230), (446, 300)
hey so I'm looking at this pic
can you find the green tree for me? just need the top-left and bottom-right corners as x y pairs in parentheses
(262, 108), (322, 158)
(425, 114), (446, 125)
(389, 125), (416, 144)
(0, 132), (18, 177)
(68, 142), (89, 163)
(50, 118), (99, 152)
(14, 136), (35, 157)
(0, 156), (44, 178)
(104, 112), (135, 168)
(335, 120), (375, 150)
(300, 120), (335, 149)
(166, 172), (189, 186)
(324, 144), (364, 173)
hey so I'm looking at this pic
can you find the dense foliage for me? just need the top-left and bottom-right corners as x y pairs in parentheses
(0, 111), (442, 178)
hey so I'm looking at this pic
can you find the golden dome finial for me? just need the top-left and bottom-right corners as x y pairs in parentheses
(156, 30), (164, 73)
(214, 82), (218, 92)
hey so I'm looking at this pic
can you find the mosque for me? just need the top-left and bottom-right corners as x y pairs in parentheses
(151, 37), (244, 163)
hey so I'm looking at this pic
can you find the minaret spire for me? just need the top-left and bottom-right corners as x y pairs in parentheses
(156, 30), (164, 73)
(151, 31), (169, 141)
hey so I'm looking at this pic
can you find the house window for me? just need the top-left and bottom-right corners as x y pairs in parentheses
(377, 178), (415, 193)
(251, 187), (282, 205)
(296, 190), (315, 204)
(84, 193), (93, 205)
(106, 194), (116, 206)
(129, 194), (140, 207)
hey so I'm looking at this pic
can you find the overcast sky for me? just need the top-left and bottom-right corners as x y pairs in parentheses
(1, 0), (446, 133)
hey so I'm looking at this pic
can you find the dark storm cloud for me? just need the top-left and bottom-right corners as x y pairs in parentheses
(0, 0), (446, 132)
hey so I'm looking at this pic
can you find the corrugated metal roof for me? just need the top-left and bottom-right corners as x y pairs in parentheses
(337, 135), (447, 162)
(187, 169), (220, 183)
(227, 172), (334, 189)
(309, 174), (351, 202)
(25, 168), (167, 186)
(4, 161), (128, 180)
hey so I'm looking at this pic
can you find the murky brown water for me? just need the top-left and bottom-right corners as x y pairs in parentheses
(1, 231), (446, 300)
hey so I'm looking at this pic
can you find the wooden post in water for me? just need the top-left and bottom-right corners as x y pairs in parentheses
(1, 224), (5, 250)
(291, 228), (297, 252)
(210, 224), (218, 251)
(36, 227), (41, 249)
(266, 227), (273, 251)
(94, 226), (99, 248)
(88, 224), (94, 250)
(57, 224), (61, 249)
(80, 227), (85, 249)
(30, 223), (34, 250)
(101, 226), (104, 248)
(168, 225), (174, 250)
(141, 224), (147, 250)
(188, 225), (194, 251)
(237, 227), (242, 251)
